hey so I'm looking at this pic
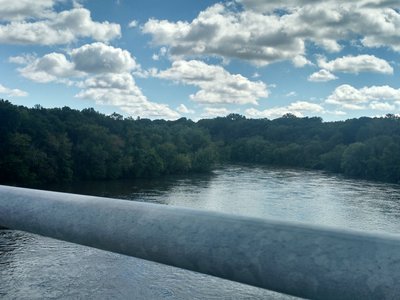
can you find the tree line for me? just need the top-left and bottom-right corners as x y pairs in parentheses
(1, 99), (400, 185)
(0, 100), (217, 185)
(198, 113), (400, 183)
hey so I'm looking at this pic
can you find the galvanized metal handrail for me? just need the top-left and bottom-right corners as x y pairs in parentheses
(1, 184), (399, 299)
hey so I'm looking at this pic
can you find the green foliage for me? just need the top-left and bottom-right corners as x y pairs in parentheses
(341, 143), (370, 177)
(320, 145), (346, 173)
(198, 113), (400, 183)
(0, 100), (217, 185)
(1, 99), (400, 185)
(191, 146), (218, 172)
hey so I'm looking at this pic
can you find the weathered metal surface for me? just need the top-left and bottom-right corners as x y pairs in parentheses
(0, 184), (399, 299)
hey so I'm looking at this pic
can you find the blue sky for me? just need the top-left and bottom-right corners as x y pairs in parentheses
(1, 0), (400, 121)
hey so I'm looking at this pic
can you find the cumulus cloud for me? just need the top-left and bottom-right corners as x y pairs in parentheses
(318, 55), (393, 74)
(326, 84), (400, 110)
(259, 1), (400, 52)
(245, 101), (324, 119)
(71, 43), (137, 74)
(369, 101), (396, 111)
(143, 4), (306, 66)
(143, 1), (400, 66)
(308, 69), (338, 82)
(0, 83), (28, 97)
(202, 107), (230, 118)
(11, 43), (179, 119)
(13, 43), (138, 83)
(238, 0), (400, 12)
(292, 55), (313, 68)
(326, 85), (369, 105)
(177, 104), (195, 114)
(157, 60), (268, 105)
(0, 7), (120, 45)
(8, 54), (36, 65)
(288, 101), (325, 112)
(17, 52), (82, 83)
(237, 0), (304, 12)
(76, 73), (179, 119)
(0, 0), (55, 21)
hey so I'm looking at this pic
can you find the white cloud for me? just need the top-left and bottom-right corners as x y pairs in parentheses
(330, 110), (347, 116)
(362, 85), (400, 100)
(246, 107), (302, 119)
(245, 101), (324, 119)
(143, 1), (400, 66)
(318, 55), (393, 74)
(369, 101), (395, 111)
(288, 101), (324, 112)
(13, 43), (138, 83)
(326, 84), (400, 110)
(151, 47), (168, 61)
(177, 104), (195, 114)
(292, 55), (313, 67)
(71, 42), (137, 74)
(12, 44), (179, 119)
(202, 107), (230, 117)
(0, 0), (55, 21)
(76, 73), (179, 119)
(79, 73), (136, 90)
(238, 0), (315, 12)
(128, 20), (138, 28)
(0, 83), (28, 97)
(326, 85), (369, 104)
(143, 4), (306, 66)
(17, 52), (82, 83)
(157, 60), (268, 105)
(8, 54), (36, 65)
(159, 47), (167, 56)
(308, 69), (338, 82)
(0, 7), (120, 45)
(238, 0), (400, 13)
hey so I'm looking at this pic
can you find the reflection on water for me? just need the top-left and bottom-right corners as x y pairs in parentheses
(2, 165), (400, 299)
(49, 164), (400, 233)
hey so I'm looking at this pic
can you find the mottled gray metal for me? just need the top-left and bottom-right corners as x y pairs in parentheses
(1, 185), (399, 299)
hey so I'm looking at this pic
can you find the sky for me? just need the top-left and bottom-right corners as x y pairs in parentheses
(1, 0), (400, 121)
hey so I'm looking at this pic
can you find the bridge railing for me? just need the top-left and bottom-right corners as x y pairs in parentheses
(1, 184), (399, 299)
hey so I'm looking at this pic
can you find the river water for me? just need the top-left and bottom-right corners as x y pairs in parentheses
(1, 165), (400, 299)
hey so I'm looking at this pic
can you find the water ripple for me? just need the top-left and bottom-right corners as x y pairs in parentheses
(2, 165), (400, 299)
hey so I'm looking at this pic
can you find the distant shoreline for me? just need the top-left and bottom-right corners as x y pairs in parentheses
(1, 100), (400, 186)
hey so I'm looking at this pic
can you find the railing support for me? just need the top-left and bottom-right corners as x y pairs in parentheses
(1, 185), (400, 299)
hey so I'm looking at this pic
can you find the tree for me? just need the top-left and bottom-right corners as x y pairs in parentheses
(341, 143), (369, 178)
(2, 100), (400, 185)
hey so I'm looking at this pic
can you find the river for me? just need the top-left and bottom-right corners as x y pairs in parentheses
(1, 165), (400, 299)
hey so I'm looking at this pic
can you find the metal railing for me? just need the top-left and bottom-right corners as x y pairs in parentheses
(1, 184), (399, 299)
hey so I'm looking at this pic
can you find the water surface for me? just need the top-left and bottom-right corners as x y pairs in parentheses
(2, 165), (400, 299)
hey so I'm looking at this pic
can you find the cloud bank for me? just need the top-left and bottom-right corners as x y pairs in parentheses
(11, 43), (179, 119)
(143, 1), (400, 66)
(0, 5), (120, 45)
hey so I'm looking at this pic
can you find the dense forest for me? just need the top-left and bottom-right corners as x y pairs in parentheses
(1, 99), (400, 185)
